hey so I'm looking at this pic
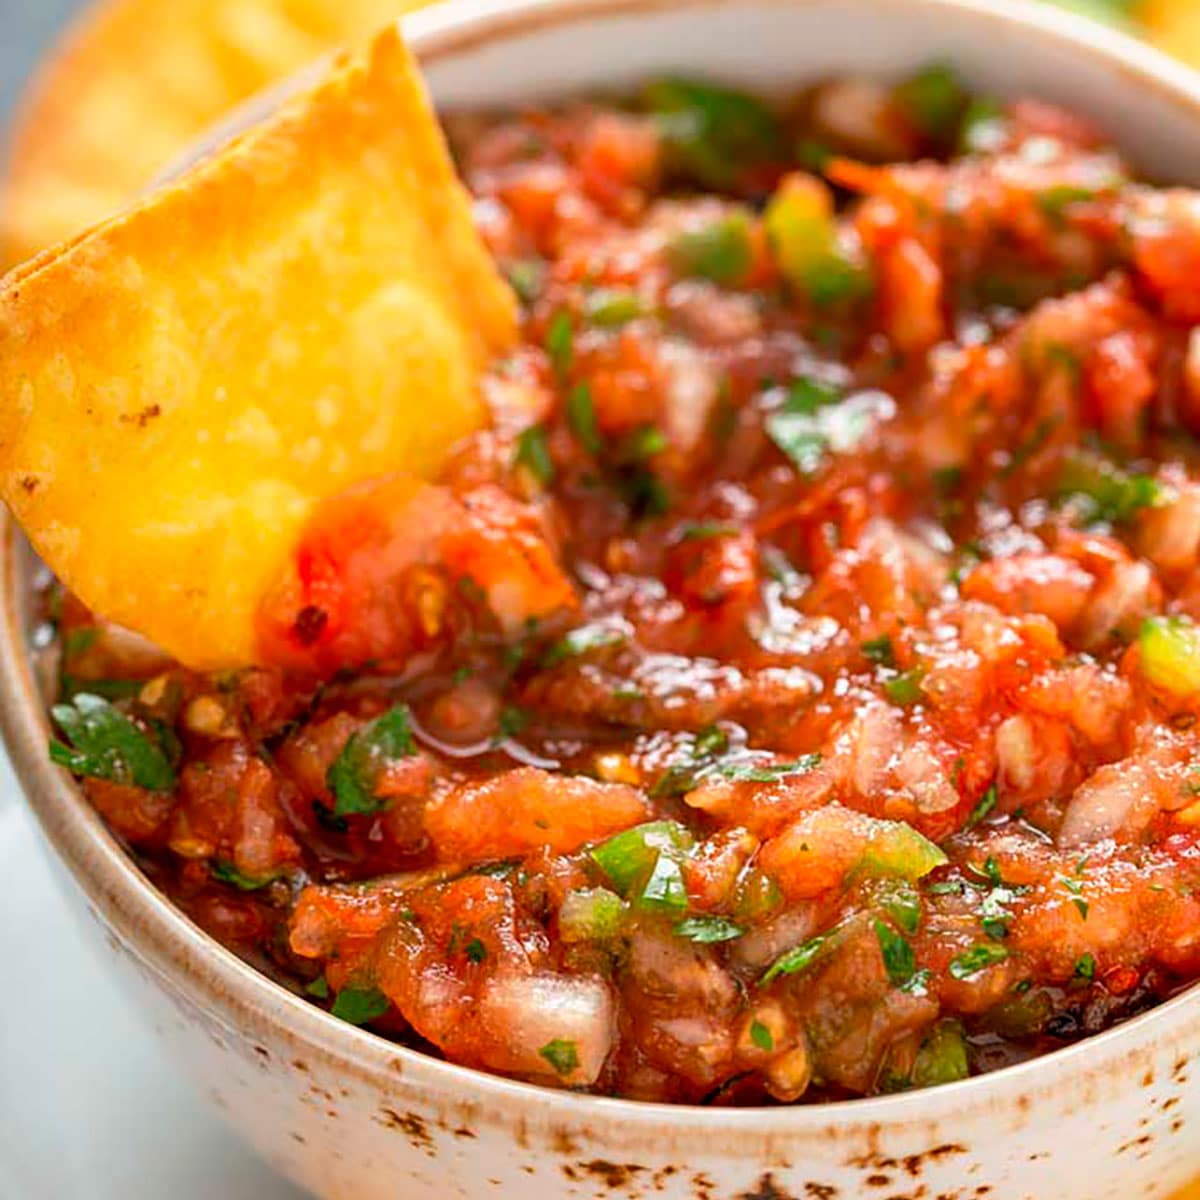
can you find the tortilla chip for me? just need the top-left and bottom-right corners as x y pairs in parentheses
(1143, 0), (1200, 69)
(1, 0), (432, 265)
(0, 26), (517, 671)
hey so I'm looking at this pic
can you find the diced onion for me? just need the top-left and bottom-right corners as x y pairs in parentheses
(479, 972), (616, 1085)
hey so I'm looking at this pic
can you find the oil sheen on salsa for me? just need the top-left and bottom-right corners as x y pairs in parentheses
(48, 66), (1200, 1104)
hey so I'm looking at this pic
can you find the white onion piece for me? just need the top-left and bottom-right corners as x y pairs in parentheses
(894, 739), (960, 814)
(1077, 560), (1154, 651)
(478, 972), (615, 1085)
(1059, 761), (1157, 847)
(728, 906), (819, 973)
(995, 715), (1037, 793)
(837, 701), (902, 797)
(1140, 484), (1200, 574)
(658, 339), (718, 454)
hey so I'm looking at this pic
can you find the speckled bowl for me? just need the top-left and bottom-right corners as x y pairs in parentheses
(5, 1), (1200, 1196)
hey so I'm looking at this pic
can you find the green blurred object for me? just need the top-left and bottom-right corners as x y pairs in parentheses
(1043, 0), (1138, 28)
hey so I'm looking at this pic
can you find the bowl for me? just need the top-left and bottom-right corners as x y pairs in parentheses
(5, 1), (1200, 1197)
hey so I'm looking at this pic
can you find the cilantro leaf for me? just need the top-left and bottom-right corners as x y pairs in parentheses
(675, 915), (744, 943)
(545, 311), (574, 377)
(749, 1019), (774, 1052)
(949, 942), (1009, 980)
(762, 932), (829, 984)
(874, 918), (917, 987)
(49, 693), (175, 792)
(326, 704), (417, 817)
(765, 378), (883, 476)
(331, 986), (390, 1025)
(966, 783), (998, 828)
(514, 425), (555, 487)
(566, 383), (603, 454)
(668, 213), (754, 285)
(540, 619), (628, 668)
(210, 860), (280, 891)
(539, 1038), (580, 1077)
(861, 635), (896, 667)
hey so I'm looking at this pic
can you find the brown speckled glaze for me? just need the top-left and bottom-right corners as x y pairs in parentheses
(6, 1), (1200, 1195)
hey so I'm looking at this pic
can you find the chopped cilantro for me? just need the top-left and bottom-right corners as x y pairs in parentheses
(617, 467), (672, 519)
(540, 619), (628, 667)
(49, 693), (176, 792)
(514, 424), (555, 487)
(879, 879), (922, 934)
(331, 986), (390, 1025)
(1062, 875), (1090, 921)
(762, 932), (829, 984)
(1074, 952), (1096, 981)
(326, 704), (416, 817)
(640, 853), (689, 913)
(861, 635), (896, 667)
(643, 78), (783, 189)
(539, 1038), (580, 1077)
(902, 968), (933, 997)
(675, 915), (744, 943)
(765, 378), (879, 477)
(464, 938), (488, 964)
(566, 383), (603, 454)
(712, 754), (822, 784)
(933, 465), (964, 495)
(545, 311), (574, 377)
(884, 669), (924, 707)
(966, 783), (999, 828)
(679, 521), (738, 541)
(1057, 452), (1164, 525)
(895, 63), (968, 141)
(668, 212), (754, 285)
(496, 706), (530, 741)
(210, 860), (279, 891)
(928, 879), (965, 896)
(949, 942), (1009, 980)
(749, 1020), (775, 1052)
(874, 918), (917, 988)
(584, 287), (645, 328)
(505, 258), (545, 305)
(796, 139), (832, 171)
(305, 977), (330, 999)
(1037, 184), (1098, 226)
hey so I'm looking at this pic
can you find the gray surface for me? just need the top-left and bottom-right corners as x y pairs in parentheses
(0, 0), (82, 126)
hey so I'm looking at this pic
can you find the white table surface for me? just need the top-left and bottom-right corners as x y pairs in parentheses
(0, 762), (306, 1200)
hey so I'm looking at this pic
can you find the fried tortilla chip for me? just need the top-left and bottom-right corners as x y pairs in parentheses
(0, 26), (517, 670)
(1, 0), (431, 265)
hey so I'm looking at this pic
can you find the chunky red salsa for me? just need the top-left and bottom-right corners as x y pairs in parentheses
(47, 66), (1200, 1103)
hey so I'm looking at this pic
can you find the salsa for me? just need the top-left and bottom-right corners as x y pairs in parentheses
(45, 65), (1200, 1104)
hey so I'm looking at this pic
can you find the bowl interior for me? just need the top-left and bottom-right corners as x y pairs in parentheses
(415, 0), (1200, 182)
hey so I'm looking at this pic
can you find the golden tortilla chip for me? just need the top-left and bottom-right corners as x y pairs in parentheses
(1, 0), (431, 265)
(0, 26), (517, 671)
(1142, 0), (1200, 69)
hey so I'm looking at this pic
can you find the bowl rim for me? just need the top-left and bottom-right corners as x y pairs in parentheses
(7, 0), (1200, 1139)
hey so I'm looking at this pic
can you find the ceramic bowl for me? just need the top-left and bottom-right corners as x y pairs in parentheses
(5, 1), (1200, 1197)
